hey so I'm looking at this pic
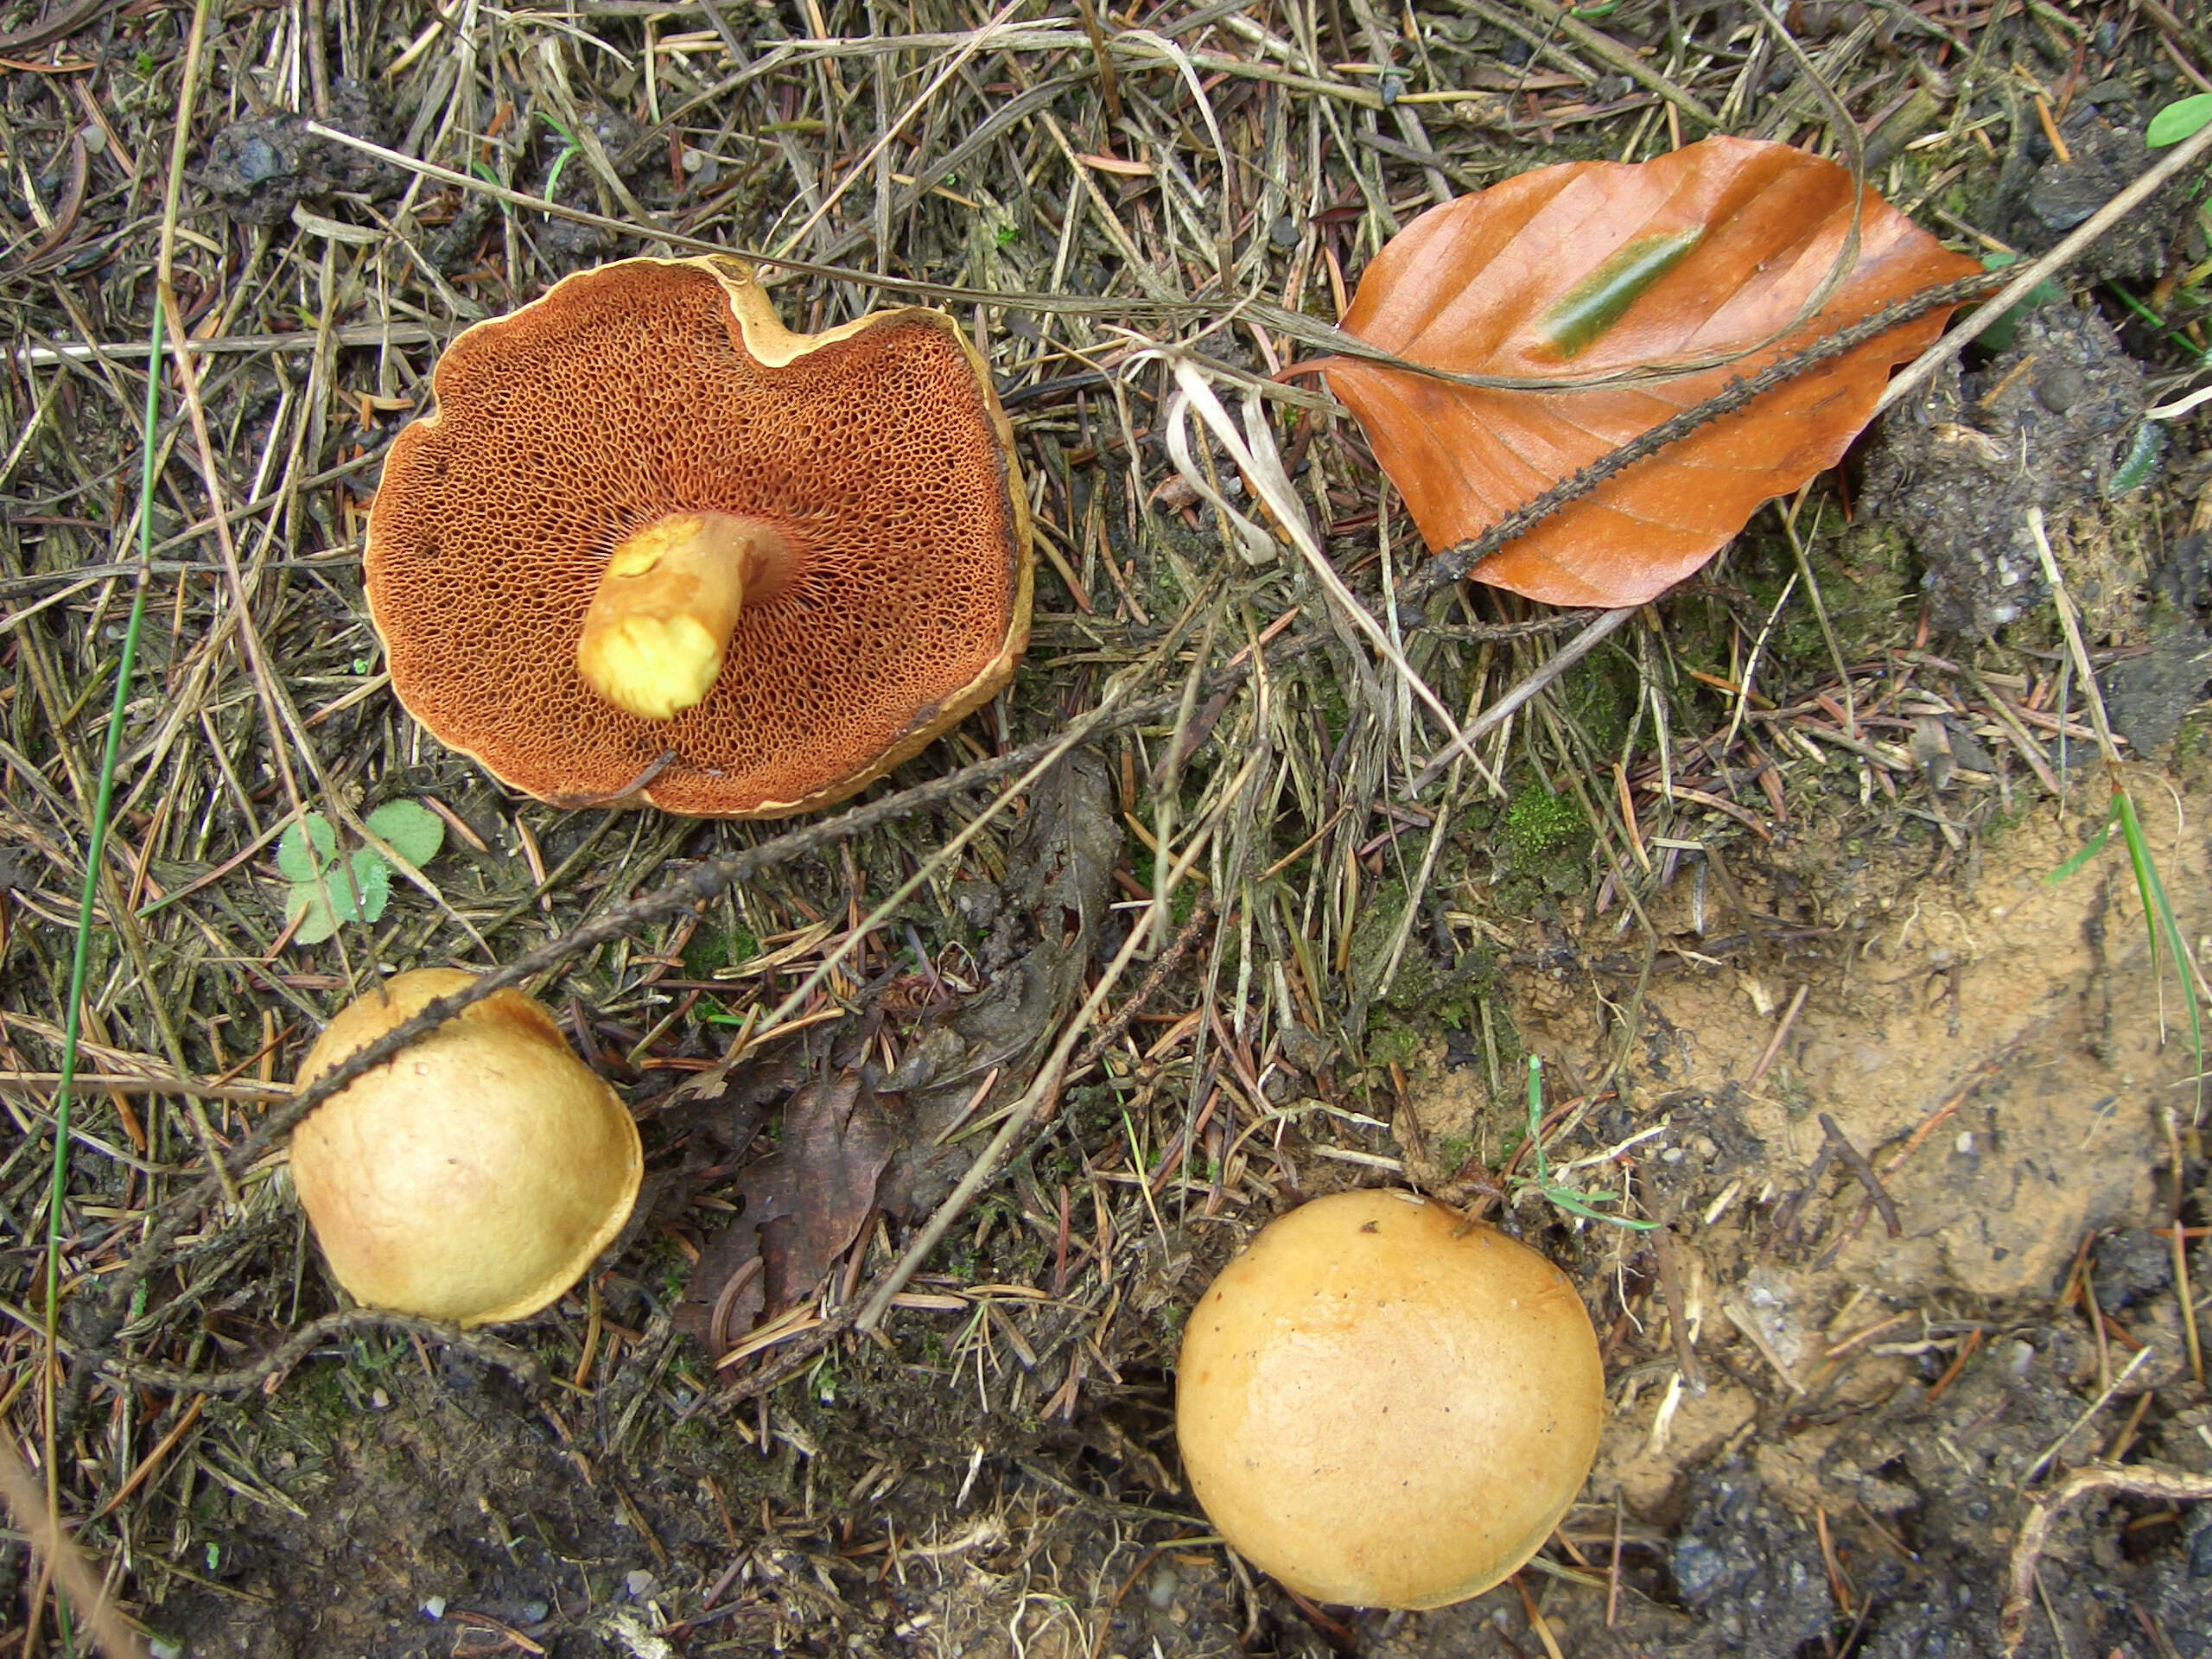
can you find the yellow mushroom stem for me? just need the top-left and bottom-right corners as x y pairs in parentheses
(575, 512), (793, 719)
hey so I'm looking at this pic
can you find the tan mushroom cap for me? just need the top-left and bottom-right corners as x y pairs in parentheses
(290, 969), (643, 1326)
(1175, 1189), (1605, 1610)
(365, 256), (1033, 817)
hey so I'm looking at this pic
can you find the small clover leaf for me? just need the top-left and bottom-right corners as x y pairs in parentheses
(343, 849), (392, 924)
(364, 799), (444, 868)
(285, 852), (389, 944)
(286, 880), (340, 944)
(277, 813), (336, 882)
(275, 804), (431, 944)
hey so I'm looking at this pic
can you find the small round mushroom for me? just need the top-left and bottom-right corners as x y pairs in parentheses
(366, 255), (1033, 817)
(289, 969), (642, 1326)
(1174, 1188), (1605, 1610)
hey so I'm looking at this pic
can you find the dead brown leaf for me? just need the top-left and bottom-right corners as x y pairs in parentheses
(1317, 136), (1983, 607)
(676, 1071), (895, 1358)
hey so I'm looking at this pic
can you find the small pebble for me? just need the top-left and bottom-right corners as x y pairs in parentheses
(626, 1569), (658, 1599)
(2037, 365), (2088, 413)
(422, 1597), (448, 1619)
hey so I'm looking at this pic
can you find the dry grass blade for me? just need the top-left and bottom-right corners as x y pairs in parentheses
(2001, 1463), (2212, 1654)
(0, 1433), (149, 1659)
(1157, 354), (1503, 793)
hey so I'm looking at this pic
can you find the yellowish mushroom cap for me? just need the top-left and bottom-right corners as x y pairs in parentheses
(290, 969), (643, 1326)
(1175, 1188), (1605, 1609)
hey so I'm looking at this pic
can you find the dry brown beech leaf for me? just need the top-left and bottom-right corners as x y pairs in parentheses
(674, 1071), (895, 1359)
(1317, 136), (1984, 608)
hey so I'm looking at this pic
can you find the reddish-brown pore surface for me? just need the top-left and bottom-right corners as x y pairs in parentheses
(365, 259), (1029, 817)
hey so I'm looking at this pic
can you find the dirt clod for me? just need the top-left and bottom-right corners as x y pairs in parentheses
(2011, 104), (2181, 283)
(1863, 303), (2151, 637)
(199, 82), (389, 226)
(2100, 619), (2212, 752)
(1669, 1458), (1838, 1651)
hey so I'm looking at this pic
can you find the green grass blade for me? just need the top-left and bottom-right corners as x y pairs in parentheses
(2046, 800), (2118, 884)
(44, 306), (165, 1351)
(1541, 1188), (1660, 1230)
(2115, 786), (2205, 1113)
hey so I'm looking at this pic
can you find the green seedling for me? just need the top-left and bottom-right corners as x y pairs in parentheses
(2048, 786), (2205, 1115)
(277, 800), (444, 944)
(2148, 93), (2212, 149)
(1513, 1057), (1656, 1230)
(540, 111), (583, 204)
(2031, 506), (2206, 1117)
(1974, 251), (2065, 353)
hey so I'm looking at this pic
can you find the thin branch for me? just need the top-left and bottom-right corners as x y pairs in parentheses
(2001, 1461), (2212, 1654)
(1879, 115), (2212, 417)
(1399, 275), (1995, 607)
(103, 1310), (548, 1395)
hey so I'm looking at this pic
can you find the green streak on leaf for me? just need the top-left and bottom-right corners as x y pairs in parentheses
(1537, 228), (1705, 359)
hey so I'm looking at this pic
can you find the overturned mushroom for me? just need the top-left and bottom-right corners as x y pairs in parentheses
(289, 969), (642, 1326)
(1175, 1188), (1605, 1609)
(365, 257), (1033, 817)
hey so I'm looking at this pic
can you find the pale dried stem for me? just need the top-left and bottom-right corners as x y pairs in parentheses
(0, 1433), (147, 1659)
(2001, 1461), (2212, 1654)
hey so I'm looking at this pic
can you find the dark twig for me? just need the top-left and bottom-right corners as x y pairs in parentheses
(1069, 899), (1217, 1075)
(1818, 1112), (1903, 1238)
(1647, 1218), (1707, 1395)
(103, 1310), (549, 1395)
(1770, 1141), (1839, 1247)
(57, 664), (1274, 1423)
(59, 625), (1327, 1426)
